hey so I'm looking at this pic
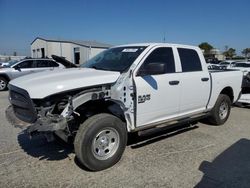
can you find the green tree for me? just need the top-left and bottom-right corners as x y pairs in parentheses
(223, 48), (236, 59)
(242, 48), (250, 58)
(199, 42), (213, 55)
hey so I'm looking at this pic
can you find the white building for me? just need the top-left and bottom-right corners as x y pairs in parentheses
(31, 37), (112, 65)
(210, 48), (225, 61)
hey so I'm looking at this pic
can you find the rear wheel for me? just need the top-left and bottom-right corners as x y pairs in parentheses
(0, 77), (8, 91)
(74, 113), (127, 171)
(207, 94), (231, 125)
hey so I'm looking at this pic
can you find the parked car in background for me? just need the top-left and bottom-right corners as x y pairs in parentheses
(219, 60), (237, 69)
(0, 61), (6, 66)
(51, 55), (78, 68)
(0, 60), (18, 68)
(206, 58), (220, 64)
(207, 63), (221, 70)
(0, 58), (65, 91)
(231, 62), (250, 75)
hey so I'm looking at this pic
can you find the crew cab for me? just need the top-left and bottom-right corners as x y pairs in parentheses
(7, 43), (243, 171)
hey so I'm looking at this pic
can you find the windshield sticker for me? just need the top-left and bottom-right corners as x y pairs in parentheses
(122, 48), (138, 52)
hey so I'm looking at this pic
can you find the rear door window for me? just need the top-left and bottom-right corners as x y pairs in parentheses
(35, 60), (50, 68)
(178, 48), (202, 72)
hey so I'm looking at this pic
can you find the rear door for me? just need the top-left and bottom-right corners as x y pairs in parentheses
(34, 60), (59, 73)
(134, 47), (181, 127)
(177, 48), (210, 116)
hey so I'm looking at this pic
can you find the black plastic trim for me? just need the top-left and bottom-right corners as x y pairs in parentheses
(8, 84), (37, 123)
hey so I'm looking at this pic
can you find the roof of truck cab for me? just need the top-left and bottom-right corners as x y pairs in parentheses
(115, 43), (199, 49)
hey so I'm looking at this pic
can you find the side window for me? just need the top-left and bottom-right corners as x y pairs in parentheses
(48, 61), (59, 67)
(140, 47), (175, 74)
(16, 60), (33, 68)
(36, 60), (54, 68)
(178, 48), (202, 72)
(36, 60), (48, 68)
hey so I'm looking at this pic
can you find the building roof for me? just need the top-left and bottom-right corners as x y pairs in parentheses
(31, 37), (112, 49)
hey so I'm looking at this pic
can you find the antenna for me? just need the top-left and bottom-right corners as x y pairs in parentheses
(163, 32), (166, 43)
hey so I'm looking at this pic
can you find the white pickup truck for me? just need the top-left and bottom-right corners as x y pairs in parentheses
(7, 43), (243, 171)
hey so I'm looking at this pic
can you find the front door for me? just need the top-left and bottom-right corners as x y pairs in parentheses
(134, 47), (181, 127)
(11, 60), (35, 79)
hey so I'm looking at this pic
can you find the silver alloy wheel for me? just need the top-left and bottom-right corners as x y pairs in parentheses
(219, 101), (229, 120)
(92, 127), (120, 160)
(0, 79), (6, 90)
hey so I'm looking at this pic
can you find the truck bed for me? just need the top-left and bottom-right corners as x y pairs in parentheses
(207, 70), (243, 109)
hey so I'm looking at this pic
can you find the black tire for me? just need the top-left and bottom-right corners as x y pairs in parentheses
(0, 77), (8, 91)
(74, 113), (127, 171)
(207, 94), (231, 125)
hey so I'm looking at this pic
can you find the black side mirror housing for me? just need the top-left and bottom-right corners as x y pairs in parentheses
(14, 65), (21, 71)
(137, 63), (165, 76)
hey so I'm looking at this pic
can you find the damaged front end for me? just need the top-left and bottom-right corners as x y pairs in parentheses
(7, 84), (110, 142)
(7, 85), (75, 141)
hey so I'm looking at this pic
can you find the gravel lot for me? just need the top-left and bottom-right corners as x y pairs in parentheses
(0, 91), (250, 187)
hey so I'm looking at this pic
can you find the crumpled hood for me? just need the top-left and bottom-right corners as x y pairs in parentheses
(9, 68), (120, 99)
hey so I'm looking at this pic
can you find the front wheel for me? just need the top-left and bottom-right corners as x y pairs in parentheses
(207, 94), (231, 125)
(0, 77), (8, 91)
(74, 113), (127, 171)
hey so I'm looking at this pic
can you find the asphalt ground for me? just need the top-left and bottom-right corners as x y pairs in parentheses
(0, 91), (250, 187)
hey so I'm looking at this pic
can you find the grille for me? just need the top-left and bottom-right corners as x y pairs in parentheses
(9, 85), (37, 123)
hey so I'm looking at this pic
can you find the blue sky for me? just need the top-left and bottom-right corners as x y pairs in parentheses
(0, 0), (249, 55)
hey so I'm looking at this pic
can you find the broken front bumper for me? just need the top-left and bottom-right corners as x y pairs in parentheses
(6, 105), (68, 135)
(6, 105), (30, 129)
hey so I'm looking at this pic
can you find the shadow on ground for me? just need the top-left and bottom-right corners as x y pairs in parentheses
(18, 132), (73, 161)
(18, 122), (198, 163)
(233, 103), (250, 109)
(195, 138), (250, 188)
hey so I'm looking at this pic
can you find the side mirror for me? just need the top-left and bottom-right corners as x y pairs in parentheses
(137, 62), (165, 76)
(14, 65), (21, 71)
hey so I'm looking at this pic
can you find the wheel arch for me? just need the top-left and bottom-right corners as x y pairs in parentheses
(0, 74), (10, 82)
(220, 86), (234, 103)
(75, 99), (127, 129)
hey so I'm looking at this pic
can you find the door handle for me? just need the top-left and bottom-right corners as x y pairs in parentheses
(201, 77), (209, 82)
(169, 80), (180, 85)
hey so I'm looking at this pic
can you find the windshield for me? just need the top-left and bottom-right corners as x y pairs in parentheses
(3, 60), (18, 67)
(82, 46), (146, 72)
